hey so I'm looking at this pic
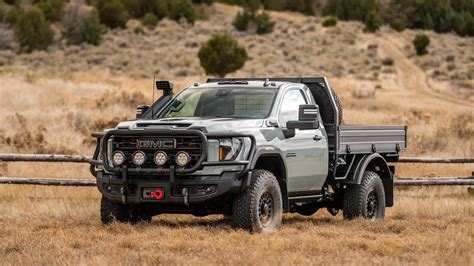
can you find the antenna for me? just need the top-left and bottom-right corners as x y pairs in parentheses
(152, 75), (156, 119)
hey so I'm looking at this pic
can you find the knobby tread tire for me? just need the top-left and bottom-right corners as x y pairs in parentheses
(343, 171), (385, 219)
(231, 170), (283, 233)
(100, 196), (130, 224)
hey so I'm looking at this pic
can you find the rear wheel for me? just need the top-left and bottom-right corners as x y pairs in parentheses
(343, 171), (385, 219)
(232, 170), (283, 233)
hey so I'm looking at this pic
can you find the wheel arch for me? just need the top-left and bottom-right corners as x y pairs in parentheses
(250, 148), (289, 212)
(351, 153), (393, 207)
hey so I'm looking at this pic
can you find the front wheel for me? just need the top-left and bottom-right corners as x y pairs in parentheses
(231, 170), (283, 233)
(100, 196), (152, 224)
(343, 171), (385, 219)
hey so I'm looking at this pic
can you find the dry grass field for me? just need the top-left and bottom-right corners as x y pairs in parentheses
(0, 3), (473, 265)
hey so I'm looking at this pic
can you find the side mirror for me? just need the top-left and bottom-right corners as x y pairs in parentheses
(136, 105), (150, 119)
(286, 105), (320, 130)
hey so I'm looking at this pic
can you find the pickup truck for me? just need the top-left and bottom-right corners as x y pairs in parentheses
(91, 77), (407, 233)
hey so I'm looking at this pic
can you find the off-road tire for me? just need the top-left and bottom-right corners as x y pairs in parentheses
(296, 204), (319, 216)
(232, 170), (283, 233)
(343, 171), (385, 219)
(100, 196), (152, 224)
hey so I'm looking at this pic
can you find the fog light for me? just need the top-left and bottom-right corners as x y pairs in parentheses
(154, 151), (168, 166)
(175, 151), (190, 167)
(112, 151), (125, 166)
(132, 151), (146, 166)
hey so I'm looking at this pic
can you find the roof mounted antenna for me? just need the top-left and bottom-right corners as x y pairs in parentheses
(263, 78), (275, 87)
(263, 78), (270, 87)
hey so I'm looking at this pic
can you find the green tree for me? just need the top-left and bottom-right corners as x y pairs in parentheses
(255, 11), (275, 34)
(37, 0), (65, 21)
(62, 6), (105, 45)
(413, 34), (430, 56)
(364, 10), (381, 32)
(233, 9), (251, 31)
(98, 0), (129, 28)
(198, 34), (247, 77)
(168, 0), (196, 24)
(141, 12), (158, 28)
(15, 8), (54, 52)
(322, 16), (338, 27)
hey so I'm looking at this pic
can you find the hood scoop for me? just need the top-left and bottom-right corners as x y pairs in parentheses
(136, 122), (193, 129)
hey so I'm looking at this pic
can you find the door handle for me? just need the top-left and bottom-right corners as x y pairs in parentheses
(313, 135), (322, 141)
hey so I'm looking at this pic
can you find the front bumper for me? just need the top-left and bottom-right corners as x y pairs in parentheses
(96, 170), (251, 205)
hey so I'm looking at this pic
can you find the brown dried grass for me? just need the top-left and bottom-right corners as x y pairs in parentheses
(0, 3), (473, 265)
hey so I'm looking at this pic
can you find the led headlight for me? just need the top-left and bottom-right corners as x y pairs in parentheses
(175, 151), (190, 167)
(154, 151), (168, 166)
(132, 151), (146, 166)
(219, 138), (243, 161)
(112, 151), (125, 166)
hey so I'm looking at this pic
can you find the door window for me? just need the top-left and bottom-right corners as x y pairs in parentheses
(279, 89), (307, 126)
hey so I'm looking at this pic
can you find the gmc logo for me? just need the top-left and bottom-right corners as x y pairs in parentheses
(136, 139), (176, 149)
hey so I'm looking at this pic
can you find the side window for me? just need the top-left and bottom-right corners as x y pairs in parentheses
(279, 89), (307, 126)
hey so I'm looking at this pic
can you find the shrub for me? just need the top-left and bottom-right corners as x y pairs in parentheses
(0, 4), (5, 22)
(323, 0), (379, 21)
(254, 11), (274, 34)
(37, 0), (65, 21)
(322, 16), (337, 27)
(98, 0), (129, 28)
(198, 34), (247, 77)
(141, 12), (158, 28)
(168, 0), (196, 24)
(233, 10), (251, 31)
(15, 8), (54, 52)
(263, 0), (287, 11)
(5, 6), (22, 25)
(192, 0), (213, 4)
(133, 25), (144, 34)
(62, 5), (105, 45)
(363, 10), (381, 32)
(413, 34), (430, 56)
(4, 0), (18, 5)
(389, 17), (406, 32)
(287, 0), (317, 15)
(122, 0), (168, 20)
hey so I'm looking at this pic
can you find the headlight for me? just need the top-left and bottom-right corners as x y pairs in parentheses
(175, 151), (190, 166)
(154, 151), (168, 166)
(219, 138), (243, 161)
(112, 151), (125, 166)
(132, 151), (146, 166)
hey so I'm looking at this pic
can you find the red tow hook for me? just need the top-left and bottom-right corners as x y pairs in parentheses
(151, 188), (164, 200)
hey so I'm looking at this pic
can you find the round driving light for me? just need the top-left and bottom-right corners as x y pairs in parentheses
(175, 151), (190, 167)
(154, 151), (168, 166)
(132, 151), (146, 166)
(112, 151), (125, 166)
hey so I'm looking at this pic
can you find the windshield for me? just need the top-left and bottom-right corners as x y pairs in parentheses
(159, 87), (277, 119)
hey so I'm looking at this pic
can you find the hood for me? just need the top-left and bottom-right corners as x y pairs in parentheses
(116, 117), (264, 133)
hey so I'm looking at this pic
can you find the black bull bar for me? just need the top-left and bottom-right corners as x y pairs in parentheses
(91, 129), (257, 177)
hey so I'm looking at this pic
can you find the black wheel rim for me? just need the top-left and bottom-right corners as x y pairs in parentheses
(259, 192), (274, 227)
(366, 191), (378, 219)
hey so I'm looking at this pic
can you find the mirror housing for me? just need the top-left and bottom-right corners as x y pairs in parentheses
(286, 104), (320, 130)
(136, 105), (150, 119)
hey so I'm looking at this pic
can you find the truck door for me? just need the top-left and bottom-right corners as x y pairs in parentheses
(278, 88), (329, 193)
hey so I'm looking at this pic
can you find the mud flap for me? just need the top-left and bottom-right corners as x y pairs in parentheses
(382, 177), (394, 207)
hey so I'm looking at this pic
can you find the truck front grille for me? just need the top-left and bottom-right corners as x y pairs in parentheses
(111, 135), (203, 170)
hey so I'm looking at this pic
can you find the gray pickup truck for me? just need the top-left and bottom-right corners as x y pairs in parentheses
(91, 77), (407, 233)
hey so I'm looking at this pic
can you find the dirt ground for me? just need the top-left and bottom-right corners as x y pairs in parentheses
(0, 3), (473, 265)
